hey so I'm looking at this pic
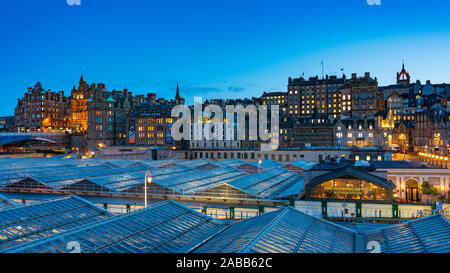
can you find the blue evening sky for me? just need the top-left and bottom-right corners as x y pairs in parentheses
(1, 0), (450, 115)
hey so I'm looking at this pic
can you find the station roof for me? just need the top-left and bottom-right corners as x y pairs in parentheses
(4, 200), (224, 253)
(225, 168), (302, 199)
(0, 193), (20, 210)
(283, 160), (317, 170)
(278, 179), (304, 198)
(364, 214), (450, 253)
(191, 207), (356, 253)
(0, 195), (113, 251)
(250, 159), (282, 169)
(1, 196), (448, 253)
(147, 167), (247, 195)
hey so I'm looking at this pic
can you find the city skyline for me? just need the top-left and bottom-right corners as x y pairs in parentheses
(2, 0), (450, 116)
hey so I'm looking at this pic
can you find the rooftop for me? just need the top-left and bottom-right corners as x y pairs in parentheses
(3, 197), (448, 253)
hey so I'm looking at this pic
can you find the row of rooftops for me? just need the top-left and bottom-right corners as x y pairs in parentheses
(0, 156), (441, 202)
(0, 195), (448, 253)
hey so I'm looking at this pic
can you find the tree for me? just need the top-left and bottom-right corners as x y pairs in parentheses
(421, 182), (439, 195)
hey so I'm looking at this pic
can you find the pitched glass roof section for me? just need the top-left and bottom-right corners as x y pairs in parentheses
(218, 159), (247, 168)
(249, 159), (282, 169)
(191, 207), (357, 253)
(279, 179), (304, 198)
(0, 193), (20, 210)
(4, 200), (225, 253)
(0, 195), (113, 251)
(89, 165), (194, 192)
(226, 168), (302, 199)
(142, 167), (247, 195)
(283, 160), (317, 171)
(0, 161), (111, 186)
(2, 165), (150, 191)
(363, 214), (450, 253)
(175, 159), (214, 168)
(191, 209), (283, 253)
(5, 177), (55, 190)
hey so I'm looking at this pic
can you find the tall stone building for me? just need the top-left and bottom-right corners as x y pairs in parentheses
(287, 75), (346, 118)
(341, 72), (378, 118)
(87, 84), (134, 152)
(413, 106), (449, 155)
(14, 82), (71, 133)
(261, 91), (288, 116)
(282, 111), (337, 148)
(127, 104), (174, 147)
(70, 75), (94, 132)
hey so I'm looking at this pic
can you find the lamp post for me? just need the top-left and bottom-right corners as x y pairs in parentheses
(258, 160), (262, 173)
(144, 170), (152, 208)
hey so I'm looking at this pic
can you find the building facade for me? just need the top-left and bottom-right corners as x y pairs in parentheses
(87, 84), (133, 152)
(287, 75), (346, 118)
(261, 91), (288, 116)
(127, 104), (175, 147)
(14, 82), (71, 133)
(70, 75), (94, 132)
(341, 72), (378, 118)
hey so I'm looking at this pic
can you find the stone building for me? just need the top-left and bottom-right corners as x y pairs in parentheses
(0, 117), (15, 132)
(287, 75), (346, 118)
(70, 75), (94, 132)
(14, 82), (71, 133)
(341, 72), (378, 119)
(283, 111), (337, 148)
(413, 106), (449, 155)
(261, 91), (288, 116)
(127, 104), (174, 148)
(335, 117), (377, 148)
(87, 84), (133, 152)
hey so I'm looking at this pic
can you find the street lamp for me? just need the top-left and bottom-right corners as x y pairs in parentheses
(258, 160), (262, 173)
(144, 170), (152, 208)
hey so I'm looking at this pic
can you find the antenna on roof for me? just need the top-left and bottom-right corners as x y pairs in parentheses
(320, 61), (324, 79)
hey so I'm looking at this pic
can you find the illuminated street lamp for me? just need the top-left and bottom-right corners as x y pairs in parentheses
(258, 160), (262, 173)
(144, 170), (152, 208)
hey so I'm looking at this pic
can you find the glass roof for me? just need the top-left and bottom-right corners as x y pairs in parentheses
(226, 168), (302, 199)
(364, 214), (450, 253)
(250, 159), (282, 169)
(0, 195), (447, 253)
(0, 195), (113, 251)
(192, 207), (356, 253)
(4, 200), (224, 253)
(0, 193), (20, 210)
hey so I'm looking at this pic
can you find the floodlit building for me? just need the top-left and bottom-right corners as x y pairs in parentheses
(14, 82), (71, 133)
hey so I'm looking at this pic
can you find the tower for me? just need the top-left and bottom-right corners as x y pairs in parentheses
(397, 62), (410, 86)
(175, 82), (185, 105)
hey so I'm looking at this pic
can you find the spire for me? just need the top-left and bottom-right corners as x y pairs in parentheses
(397, 61), (410, 86)
(176, 82), (180, 99)
(79, 74), (85, 86)
(175, 82), (185, 105)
